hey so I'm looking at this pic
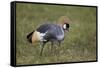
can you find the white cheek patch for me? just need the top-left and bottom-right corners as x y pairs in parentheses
(63, 24), (66, 29)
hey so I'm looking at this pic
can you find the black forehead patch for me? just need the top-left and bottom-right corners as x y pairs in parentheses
(65, 23), (70, 28)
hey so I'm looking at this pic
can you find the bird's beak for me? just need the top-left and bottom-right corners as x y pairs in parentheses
(65, 29), (69, 32)
(67, 29), (69, 31)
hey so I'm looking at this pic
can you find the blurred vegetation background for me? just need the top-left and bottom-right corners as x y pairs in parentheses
(16, 3), (97, 65)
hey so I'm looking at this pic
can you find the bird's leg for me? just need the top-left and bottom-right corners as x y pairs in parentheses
(40, 42), (46, 56)
(57, 41), (61, 55)
(58, 41), (61, 47)
(51, 41), (54, 55)
(51, 42), (53, 51)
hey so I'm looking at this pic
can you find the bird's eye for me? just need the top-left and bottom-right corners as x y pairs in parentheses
(63, 23), (70, 30)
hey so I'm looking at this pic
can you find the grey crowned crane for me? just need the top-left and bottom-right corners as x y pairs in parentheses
(27, 16), (70, 55)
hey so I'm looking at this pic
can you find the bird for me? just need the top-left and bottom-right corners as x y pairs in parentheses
(27, 16), (70, 56)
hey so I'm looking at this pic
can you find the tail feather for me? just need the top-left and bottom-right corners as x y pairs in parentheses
(27, 30), (34, 43)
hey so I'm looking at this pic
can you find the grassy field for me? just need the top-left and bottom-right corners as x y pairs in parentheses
(16, 3), (97, 65)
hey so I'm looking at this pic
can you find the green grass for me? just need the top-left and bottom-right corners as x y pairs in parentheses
(16, 3), (97, 65)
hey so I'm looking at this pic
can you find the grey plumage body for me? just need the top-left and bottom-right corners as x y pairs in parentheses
(36, 24), (65, 42)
